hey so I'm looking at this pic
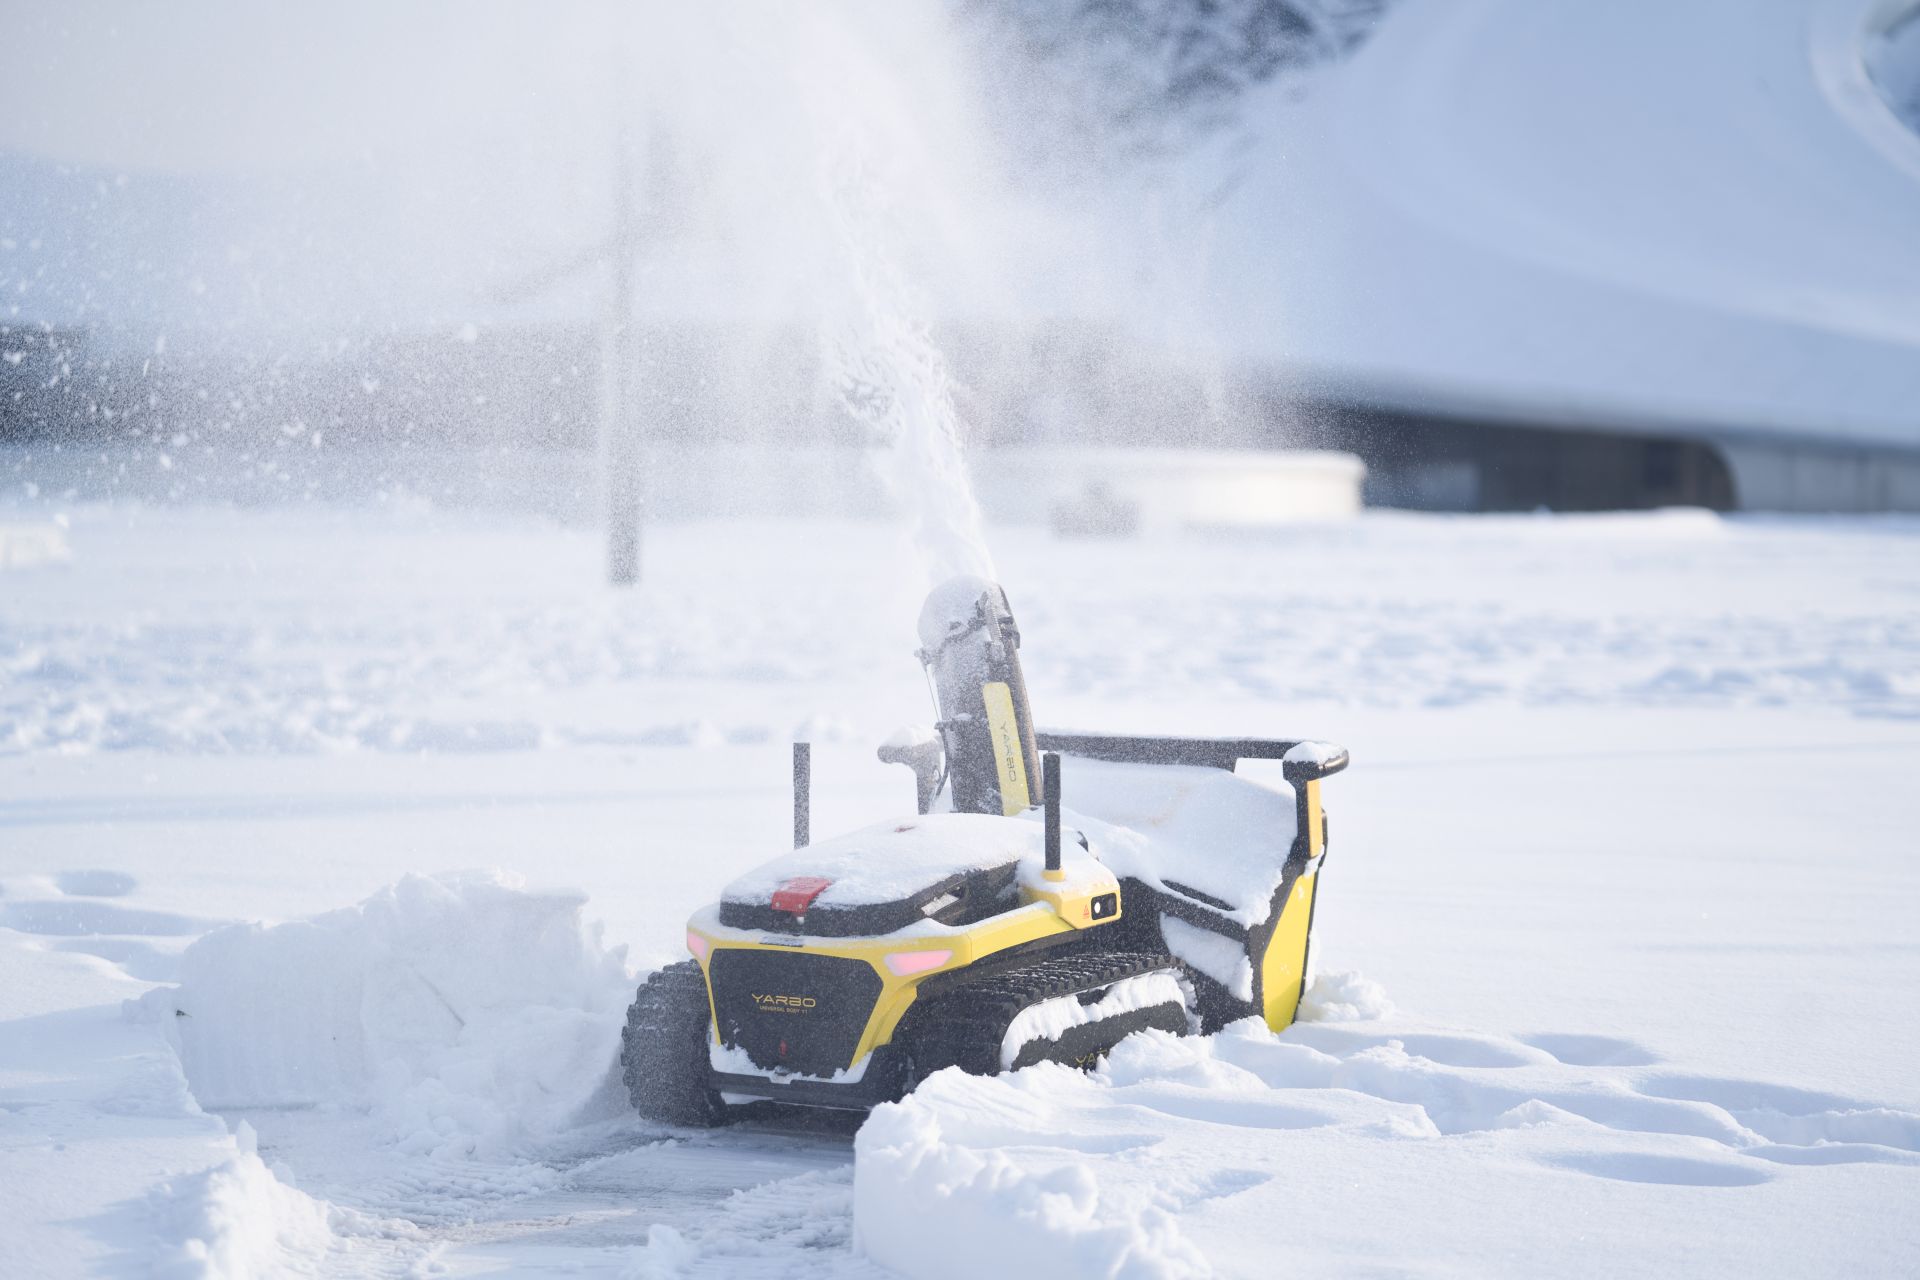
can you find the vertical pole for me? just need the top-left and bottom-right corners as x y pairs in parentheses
(793, 742), (811, 849)
(604, 121), (642, 587)
(1042, 751), (1062, 879)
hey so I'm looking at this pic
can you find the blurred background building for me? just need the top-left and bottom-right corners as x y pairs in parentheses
(3, 0), (1918, 518)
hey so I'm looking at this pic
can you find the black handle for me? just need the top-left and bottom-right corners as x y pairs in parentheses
(793, 741), (811, 849)
(1043, 750), (1061, 874)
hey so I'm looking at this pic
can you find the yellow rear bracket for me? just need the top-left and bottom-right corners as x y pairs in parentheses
(1260, 775), (1323, 1032)
(1260, 868), (1319, 1032)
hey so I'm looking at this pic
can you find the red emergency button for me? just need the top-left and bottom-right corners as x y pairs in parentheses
(771, 876), (832, 915)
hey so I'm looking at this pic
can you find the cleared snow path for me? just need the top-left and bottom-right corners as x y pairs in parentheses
(228, 1111), (874, 1278)
(115, 873), (888, 1277)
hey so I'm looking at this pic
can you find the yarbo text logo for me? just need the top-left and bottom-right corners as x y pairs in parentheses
(751, 993), (818, 1012)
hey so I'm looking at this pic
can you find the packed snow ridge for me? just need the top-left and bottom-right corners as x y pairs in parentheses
(858, 975), (1920, 1279)
(137, 872), (634, 1160)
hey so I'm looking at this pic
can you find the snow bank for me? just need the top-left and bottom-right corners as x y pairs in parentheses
(854, 1070), (1209, 1280)
(138, 872), (633, 1158)
(855, 971), (1920, 1275)
(853, 973), (1386, 1278)
(150, 1123), (341, 1280)
(1297, 969), (1394, 1022)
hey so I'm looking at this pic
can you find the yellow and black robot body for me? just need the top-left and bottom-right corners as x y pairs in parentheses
(619, 577), (1349, 1125)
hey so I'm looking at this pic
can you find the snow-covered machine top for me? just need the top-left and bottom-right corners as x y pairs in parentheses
(716, 813), (1044, 936)
(723, 814), (1040, 910)
(1048, 758), (1298, 929)
(717, 757), (1300, 937)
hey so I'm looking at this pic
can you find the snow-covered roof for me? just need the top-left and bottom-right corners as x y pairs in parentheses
(1183, 0), (1920, 449)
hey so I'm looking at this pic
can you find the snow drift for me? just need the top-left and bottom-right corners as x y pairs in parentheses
(850, 974), (1391, 1280)
(854, 1070), (1209, 1280)
(147, 1122), (343, 1280)
(138, 872), (634, 1158)
(853, 969), (1920, 1278)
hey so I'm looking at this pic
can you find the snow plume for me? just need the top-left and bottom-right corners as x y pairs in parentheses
(788, 14), (1000, 587)
(818, 156), (996, 586)
(139, 872), (633, 1159)
(614, 3), (1010, 582)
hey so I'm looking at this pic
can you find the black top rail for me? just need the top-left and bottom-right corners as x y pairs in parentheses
(1035, 730), (1349, 783)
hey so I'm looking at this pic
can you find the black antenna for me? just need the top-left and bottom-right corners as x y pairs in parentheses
(1043, 750), (1061, 876)
(793, 742), (811, 848)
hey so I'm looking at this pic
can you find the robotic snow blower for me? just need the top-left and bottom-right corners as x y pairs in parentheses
(621, 577), (1348, 1123)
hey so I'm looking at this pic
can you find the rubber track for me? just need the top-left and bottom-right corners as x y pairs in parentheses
(903, 949), (1188, 1080)
(620, 960), (725, 1127)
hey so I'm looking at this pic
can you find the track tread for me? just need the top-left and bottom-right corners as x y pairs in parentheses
(902, 949), (1188, 1081)
(620, 960), (726, 1128)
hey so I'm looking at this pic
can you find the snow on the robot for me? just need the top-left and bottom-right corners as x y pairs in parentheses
(722, 813), (1044, 910)
(1049, 758), (1297, 927)
(999, 971), (1189, 1070)
(1157, 913), (1254, 1000)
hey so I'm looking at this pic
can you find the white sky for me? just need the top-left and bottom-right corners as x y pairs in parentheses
(0, 1), (617, 174)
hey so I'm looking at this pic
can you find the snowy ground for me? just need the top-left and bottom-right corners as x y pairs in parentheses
(4, 504), (1919, 1276)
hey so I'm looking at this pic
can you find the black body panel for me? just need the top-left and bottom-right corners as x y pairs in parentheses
(707, 949), (882, 1077)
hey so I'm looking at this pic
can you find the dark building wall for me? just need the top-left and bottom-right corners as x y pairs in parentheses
(1293, 401), (1738, 512)
(17, 317), (1918, 515)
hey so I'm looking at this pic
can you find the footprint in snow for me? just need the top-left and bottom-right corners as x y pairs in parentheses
(0, 899), (203, 937)
(1290, 1024), (1541, 1069)
(1636, 1075), (1920, 1156)
(1542, 1151), (1774, 1188)
(1169, 1168), (1272, 1209)
(54, 869), (139, 898)
(1521, 1032), (1661, 1067)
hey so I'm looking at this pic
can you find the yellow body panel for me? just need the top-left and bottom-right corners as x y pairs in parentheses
(1259, 867), (1318, 1032)
(981, 681), (1031, 815)
(1019, 869), (1122, 929)
(1302, 777), (1325, 858)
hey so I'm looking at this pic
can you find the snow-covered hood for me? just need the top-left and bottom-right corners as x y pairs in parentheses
(722, 813), (1042, 911)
